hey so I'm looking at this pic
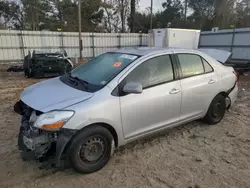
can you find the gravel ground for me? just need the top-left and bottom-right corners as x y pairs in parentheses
(0, 71), (250, 188)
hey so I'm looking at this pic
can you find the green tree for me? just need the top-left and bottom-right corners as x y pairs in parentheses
(188, 0), (215, 30)
(132, 11), (153, 33)
(235, 0), (250, 27)
(0, 0), (104, 31)
(1, 0), (249, 32)
(131, 0), (183, 33)
(214, 0), (235, 29)
(101, 0), (120, 32)
(0, 1), (24, 29)
(100, 0), (131, 33)
(42, 0), (104, 32)
(20, 0), (50, 30)
(155, 0), (183, 28)
(188, 0), (236, 30)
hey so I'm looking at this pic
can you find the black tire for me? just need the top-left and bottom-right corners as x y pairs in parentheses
(204, 94), (226, 125)
(68, 125), (114, 173)
(24, 68), (32, 78)
(24, 69), (30, 78)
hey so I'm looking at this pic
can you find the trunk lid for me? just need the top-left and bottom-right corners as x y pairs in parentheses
(199, 48), (232, 63)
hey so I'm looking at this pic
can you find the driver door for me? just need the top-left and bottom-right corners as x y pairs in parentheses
(119, 54), (182, 140)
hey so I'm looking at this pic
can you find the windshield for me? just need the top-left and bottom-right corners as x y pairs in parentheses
(70, 52), (139, 87)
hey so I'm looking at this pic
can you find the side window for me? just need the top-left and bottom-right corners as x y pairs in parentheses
(124, 55), (174, 89)
(178, 54), (204, 78)
(202, 58), (213, 73)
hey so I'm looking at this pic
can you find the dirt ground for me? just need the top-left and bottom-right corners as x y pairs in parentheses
(0, 70), (250, 188)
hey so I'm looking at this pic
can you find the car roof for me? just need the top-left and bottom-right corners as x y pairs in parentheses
(112, 47), (196, 56)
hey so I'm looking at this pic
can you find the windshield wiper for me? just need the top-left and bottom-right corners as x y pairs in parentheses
(72, 76), (89, 85)
(67, 72), (89, 89)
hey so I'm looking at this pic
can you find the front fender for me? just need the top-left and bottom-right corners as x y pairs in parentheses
(55, 128), (77, 168)
(73, 120), (125, 147)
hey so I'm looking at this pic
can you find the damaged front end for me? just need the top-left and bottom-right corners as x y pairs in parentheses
(14, 101), (76, 167)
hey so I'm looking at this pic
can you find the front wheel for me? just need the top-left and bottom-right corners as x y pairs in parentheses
(67, 125), (114, 173)
(204, 94), (226, 125)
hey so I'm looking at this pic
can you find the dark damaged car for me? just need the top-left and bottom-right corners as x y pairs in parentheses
(23, 50), (73, 78)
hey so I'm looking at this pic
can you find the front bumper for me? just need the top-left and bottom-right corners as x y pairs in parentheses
(15, 100), (76, 167)
(18, 128), (76, 167)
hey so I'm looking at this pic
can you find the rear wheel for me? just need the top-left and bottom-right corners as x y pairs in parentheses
(68, 125), (114, 173)
(204, 94), (226, 125)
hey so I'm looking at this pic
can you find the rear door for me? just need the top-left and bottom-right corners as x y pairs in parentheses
(175, 53), (219, 120)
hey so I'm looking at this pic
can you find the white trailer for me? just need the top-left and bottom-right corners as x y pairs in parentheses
(148, 28), (201, 49)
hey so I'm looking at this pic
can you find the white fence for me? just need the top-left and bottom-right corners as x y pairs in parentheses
(199, 28), (250, 60)
(1, 28), (250, 63)
(0, 30), (148, 63)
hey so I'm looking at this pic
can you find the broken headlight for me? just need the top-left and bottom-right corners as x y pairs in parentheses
(33, 110), (74, 131)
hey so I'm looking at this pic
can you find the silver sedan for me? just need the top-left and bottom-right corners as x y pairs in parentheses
(16, 47), (238, 173)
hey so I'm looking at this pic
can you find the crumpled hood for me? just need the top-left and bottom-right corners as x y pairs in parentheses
(20, 77), (94, 112)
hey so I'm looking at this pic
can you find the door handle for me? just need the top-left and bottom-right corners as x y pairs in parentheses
(208, 79), (216, 84)
(169, 88), (180, 94)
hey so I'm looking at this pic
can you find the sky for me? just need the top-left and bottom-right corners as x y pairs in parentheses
(139, 0), (165, 13)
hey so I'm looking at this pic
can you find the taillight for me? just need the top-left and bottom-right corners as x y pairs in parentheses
(233, 71), (238, 82)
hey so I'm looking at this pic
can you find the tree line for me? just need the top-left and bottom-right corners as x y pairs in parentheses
(0, 0), (250, 33)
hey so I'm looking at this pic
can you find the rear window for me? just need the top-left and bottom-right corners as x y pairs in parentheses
(178, 54), (204, 78)
(202, 58), (213, 73)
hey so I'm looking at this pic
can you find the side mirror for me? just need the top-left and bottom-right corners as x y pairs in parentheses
(123, 82), (143, 94)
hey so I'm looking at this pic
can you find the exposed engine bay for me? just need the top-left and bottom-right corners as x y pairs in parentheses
(14, 101), (75, 166)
